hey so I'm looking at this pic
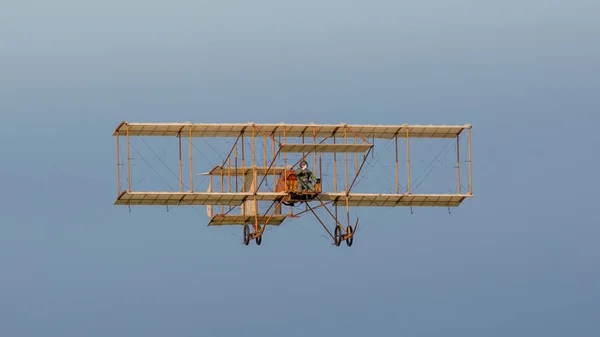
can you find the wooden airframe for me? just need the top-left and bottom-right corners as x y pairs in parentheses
(113, 122), (473, 246)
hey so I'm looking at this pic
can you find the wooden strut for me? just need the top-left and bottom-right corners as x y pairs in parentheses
(227, 154), (231, 211)
(219, 133), (243, 169)
(355, 135), (358, 177)
(468, 127), (472, 195)
(189, 128), (193, 192)
(219, 204), (239, 217)
(333, 134), (337, 192)
(335, 204), (338, 234)
(292, 200), (333, 217)
(395, 132), (398, 194)
(234, 142), (238, 192)
(216, 132), (244, 201)
(319, 152), (322, 188)
(283, 126), (287, 199)
(305, 202), (335, 241)
(315, 196), (348, 235)
(272, 132), (277, 211)
(252, 125), (258, 231)
(255, 147), (283, 193)
(289, 134), (335, 168)
(259, 198), (282, 222)
(346, 195), (350, 228)
(257, 198), (286, 237)
(457, 133), (461, 194)
(253, 124), (282, 146)
(241, 133), (245, 192)
(313, 127), (317, 175)
(116, 131), (120, 195)
(302, 131), (305, 161)
(241, 131), (245, 227)
(406, 126), (411, 194)
(126, 124), (130, 191)
(208, 170), (213, 217)
(345, 125), (371, 144)
(347, 146), (373, 193)
(344, 126), (348, 193)
(178, 130), (183, 192)
(220, 158), (224, 214)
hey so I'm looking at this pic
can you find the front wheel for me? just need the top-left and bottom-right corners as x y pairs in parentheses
(243, 225), (250, 245)
(346, 225), (354, 246)
(334, 226), (342, 246)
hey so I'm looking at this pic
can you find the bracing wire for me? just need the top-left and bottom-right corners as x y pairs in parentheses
(412, 139), (455, 192)
(139, 137), (188, 190)
(201, 138), (225, 162)
(352, 138), (395, 188)
(410, 138), (454, 186)
(130, 141), (176, 191)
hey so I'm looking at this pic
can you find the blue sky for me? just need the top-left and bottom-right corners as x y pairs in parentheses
(1, 1), (599, 336)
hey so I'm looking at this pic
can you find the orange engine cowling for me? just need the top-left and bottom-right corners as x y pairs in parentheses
(275, 169), (297, 193)
(275, 169), (321, 193)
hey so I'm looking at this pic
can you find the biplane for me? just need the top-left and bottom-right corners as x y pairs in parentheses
(112, 122), (473, 246)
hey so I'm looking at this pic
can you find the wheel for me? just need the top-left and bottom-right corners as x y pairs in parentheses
(243, 225), (250, 245)
(346, 225), (353, 247)
(255, 235), (262, 245)
(334, 226), (341, 246)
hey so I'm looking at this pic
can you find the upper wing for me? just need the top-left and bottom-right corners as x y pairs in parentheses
(114, 191), (286, 206)
(318, 193), (471, 207)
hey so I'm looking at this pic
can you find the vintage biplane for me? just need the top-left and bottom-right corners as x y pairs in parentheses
(112, 122), (473, 246)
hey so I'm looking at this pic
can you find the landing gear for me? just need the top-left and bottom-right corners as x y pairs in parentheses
(243, 224), (250, 245)
(334, 226), (342, 246)
(242, 224), (263, 246)
(333, 224), (355, 247)
(346, 225), (353, 246)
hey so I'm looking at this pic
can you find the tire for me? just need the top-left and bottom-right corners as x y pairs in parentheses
(243, 225), (250, 245)
(346, 225), (353, 247)
(334, 226), (341, 246)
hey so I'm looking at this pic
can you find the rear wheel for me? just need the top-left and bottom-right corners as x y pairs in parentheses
(255, 235), (262, 245)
